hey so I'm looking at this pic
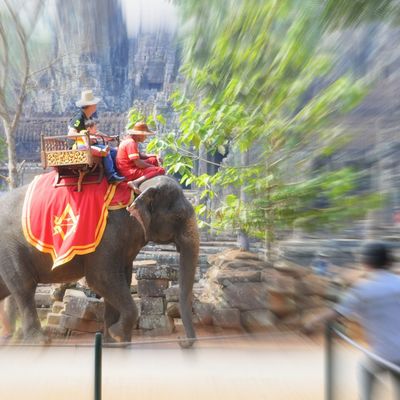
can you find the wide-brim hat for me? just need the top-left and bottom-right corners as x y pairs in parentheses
(76, 90), (101, 107)
(127, 121), (155, 136)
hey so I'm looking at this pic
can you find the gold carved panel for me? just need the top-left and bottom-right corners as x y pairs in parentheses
(46, 150), (90, 167)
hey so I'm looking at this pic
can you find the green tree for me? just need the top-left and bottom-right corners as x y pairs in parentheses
(149, 0), (381, 255)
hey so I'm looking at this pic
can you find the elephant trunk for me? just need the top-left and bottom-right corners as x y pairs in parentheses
(176, 215), (199, 348)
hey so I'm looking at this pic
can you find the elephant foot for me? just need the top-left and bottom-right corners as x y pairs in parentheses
(108, 323), (126, 343)
(103, 333), (117, 344)
(24, 329), (51, 345)
(178, 336), (196, 349)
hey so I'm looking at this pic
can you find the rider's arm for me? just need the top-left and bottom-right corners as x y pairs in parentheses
(133, 158), (155, 168)
(68, 127), (78, 136)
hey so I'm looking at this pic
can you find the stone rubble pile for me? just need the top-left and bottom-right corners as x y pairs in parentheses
(44, 289), (104, 336)
(191, 249), (366, 333)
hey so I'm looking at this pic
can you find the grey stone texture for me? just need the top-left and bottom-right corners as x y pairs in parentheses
(136, 265), (178, 281)
(64, 297), (104, 322)
(222, 282), (269, 311)
(212, 308), (242, 330)
(240, 310), (276, 332)
(138, 315), (174, 334)
(140, 297), (166, 315)
(60, 315), (103, 333)
(137, 279), (169, 298)
(164, 285), (179, 302)
(166, 302), (180, 318)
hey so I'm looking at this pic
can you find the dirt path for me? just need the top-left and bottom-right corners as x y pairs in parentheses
(0, 332), (394, 399)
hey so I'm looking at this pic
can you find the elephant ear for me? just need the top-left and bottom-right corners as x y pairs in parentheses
(134, 187), (158, 209)
(126, 187), (159, 242)
(127, 187), (158, 215)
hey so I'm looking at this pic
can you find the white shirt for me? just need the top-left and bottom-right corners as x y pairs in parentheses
(335, 270), (400, 362)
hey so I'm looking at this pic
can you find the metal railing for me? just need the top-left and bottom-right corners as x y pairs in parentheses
(94, 332), (102, 400)
(325, 322), (400, 400)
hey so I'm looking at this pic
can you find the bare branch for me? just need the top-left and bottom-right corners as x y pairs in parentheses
(0, 19), (9, 92)
(24, 0), (45, 40)
(0, 174), (10, 182)
(4, 0), (30, 130)
(16, 159), (25, 173)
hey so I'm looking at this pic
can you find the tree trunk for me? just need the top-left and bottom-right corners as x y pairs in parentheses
(237, 150), (250, 251)
(4, 123), (18, 190)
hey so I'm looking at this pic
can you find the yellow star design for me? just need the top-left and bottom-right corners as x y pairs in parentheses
(53, 203), (80, 240)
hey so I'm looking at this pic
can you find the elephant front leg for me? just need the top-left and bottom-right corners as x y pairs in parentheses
(87, 273), (138, 343)
(106, 293), (138, 343)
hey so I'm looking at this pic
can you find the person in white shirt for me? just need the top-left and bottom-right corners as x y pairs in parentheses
(304, 241), (400, 400)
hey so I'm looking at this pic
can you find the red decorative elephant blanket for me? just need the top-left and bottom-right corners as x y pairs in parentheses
(22, 171), (133, 269)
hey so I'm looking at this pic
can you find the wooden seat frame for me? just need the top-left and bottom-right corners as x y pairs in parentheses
(40, 133), (103, 192)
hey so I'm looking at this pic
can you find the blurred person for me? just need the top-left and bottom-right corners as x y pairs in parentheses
(304, 241), (400, 400)
(310, 251), (331, 276)
(0, 299), (12, 344)
(84, 120), (124, 183)
(116, 121), (165, 194)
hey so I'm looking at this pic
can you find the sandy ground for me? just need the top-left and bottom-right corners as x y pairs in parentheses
(0, 331), (396, 399)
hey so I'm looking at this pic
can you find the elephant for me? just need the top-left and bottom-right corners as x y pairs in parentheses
(0, 175), (199, 347)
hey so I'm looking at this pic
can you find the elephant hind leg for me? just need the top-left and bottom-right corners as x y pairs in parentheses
(13, 287), (49, 343)
(103, 301), (119, 343)
(0, 278), (10, 301)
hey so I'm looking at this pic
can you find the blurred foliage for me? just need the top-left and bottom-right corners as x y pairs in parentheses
(148, 0), (382, 243)
(322, 0), (400, 29)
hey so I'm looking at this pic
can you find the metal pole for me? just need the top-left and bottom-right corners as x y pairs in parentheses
(325, 322), (334, 400)
(94, 332), (102, 400)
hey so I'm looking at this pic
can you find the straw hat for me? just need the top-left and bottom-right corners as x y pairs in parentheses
(75, 90), (101, 107)
(127, 121), (155, 136)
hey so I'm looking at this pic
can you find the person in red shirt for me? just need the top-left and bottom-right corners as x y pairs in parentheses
(116, 121), (165, 193)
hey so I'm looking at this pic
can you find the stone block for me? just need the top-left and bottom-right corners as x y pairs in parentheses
(164, 285), (179, 302)
(137, 279), (169, 297)
(140, 297), (166, 315)
(240, 309), (275, 332)
(222, 282), (268, 311)
(212, 308), (241, 329)
(268, 292), (297, 318)
(265, 274), (297, 295)
(63, 289), (87, 303)
(166, 302), (180, 318)
(132, 260), (158, 271)
(301, 275), (330, 297)
(35, 292), (53, 308)
(132, 295), (141, 317)
(137, 265), (178, 281)
(139, 315), (174, 334)
(46, 312), (62, 326)
(272, 262), (309, 278)
(60, 315), (103, 333)
(37, 308), (51, 320)
(64, 297), (104, 322)
(52, 301), (65, 314)
(193, 301), (214, 325)
(131, 275), (138, 294)
(44, 324), (68, 337)
(216, 270), (261, 285)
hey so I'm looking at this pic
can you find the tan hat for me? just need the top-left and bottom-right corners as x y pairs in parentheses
(75, 90), (101, 107)
(127, 121), (155, 136)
